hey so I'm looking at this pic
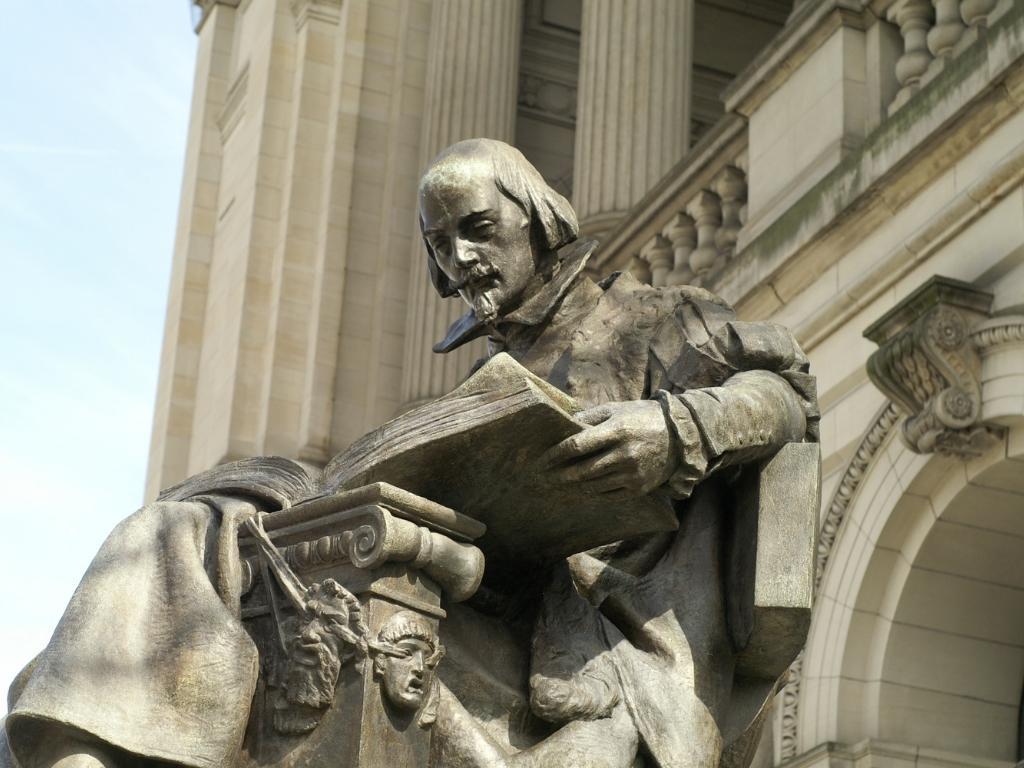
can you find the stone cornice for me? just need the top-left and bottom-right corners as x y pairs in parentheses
(191, 0), (241, 33)
(291, 0), (343, 28)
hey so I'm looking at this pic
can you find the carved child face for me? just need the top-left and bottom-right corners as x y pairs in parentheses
(379, 636), (433, 711)
(419, 158), (535, 324)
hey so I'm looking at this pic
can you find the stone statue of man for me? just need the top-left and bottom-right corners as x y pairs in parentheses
(415, 139), (818, 768)
(1, 139), (817, 768)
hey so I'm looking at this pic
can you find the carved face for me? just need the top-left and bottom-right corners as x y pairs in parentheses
(283, 580), (360, 710)
(378, 637), (434, 711)
(419, 158), (536, 324)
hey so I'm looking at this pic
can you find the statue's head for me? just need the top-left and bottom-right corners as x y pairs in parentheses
(372, 611), (444, 713)
(418, 138), (578, 324)
(283, 579), (363, 711)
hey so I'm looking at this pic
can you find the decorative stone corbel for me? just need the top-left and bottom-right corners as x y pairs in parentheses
(864, 276), (998, 457)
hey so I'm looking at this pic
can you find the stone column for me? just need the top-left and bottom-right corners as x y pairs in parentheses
(572, 0), (694, 240)
(400, 0), (522, 409)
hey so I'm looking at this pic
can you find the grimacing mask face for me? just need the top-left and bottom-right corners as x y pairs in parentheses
(378, 637), (434, 711)
(419, 157), (535, 324)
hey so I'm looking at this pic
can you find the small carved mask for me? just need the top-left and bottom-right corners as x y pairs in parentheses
(372, 611), (445, 717)
(282, 579), (364, 711)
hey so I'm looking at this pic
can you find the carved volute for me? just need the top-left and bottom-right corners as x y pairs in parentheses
(864, 276), (996, 457)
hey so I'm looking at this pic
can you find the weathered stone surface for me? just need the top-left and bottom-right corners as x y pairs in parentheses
(4, 140), (819, 768)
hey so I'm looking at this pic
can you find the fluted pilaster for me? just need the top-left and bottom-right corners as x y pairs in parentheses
(400, 0), (522, 408)
(572, 0), (693, 239)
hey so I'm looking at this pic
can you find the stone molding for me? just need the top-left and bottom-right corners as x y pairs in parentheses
(780, 302), (1024, 761)
(291, 0), (343, 28)
(191, 0), (241, 33)
(780, 738), (1015, 768)
(517, 72), (576, 126)
(864, 276), (998, 457)
(778, 400), (900, 761)
(970, 314), (1024, 350)
(216, 62), (249, 141)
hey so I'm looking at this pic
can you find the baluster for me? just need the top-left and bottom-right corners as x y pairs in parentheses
(628, 254), (652, 285)
(961, 0), (998, 28)
(641, 235), (673, 288)
(687, 190), (722, 280)
(664, 213), (696, 286)
(735, 150), (750, 228)
(714, 166), (747, 259)
(887, 0), (935, 112)
(928, 0), (966, 60)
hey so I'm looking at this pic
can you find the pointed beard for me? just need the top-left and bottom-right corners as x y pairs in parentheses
(471, 289), (498, 324)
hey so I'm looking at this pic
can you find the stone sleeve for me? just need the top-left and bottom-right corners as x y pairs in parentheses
(660, 369), (808, 493)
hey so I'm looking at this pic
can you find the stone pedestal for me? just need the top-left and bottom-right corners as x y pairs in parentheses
(400, 0), (523, 409)
(237, 484), (484, 768)
(571, 0), (694, 240)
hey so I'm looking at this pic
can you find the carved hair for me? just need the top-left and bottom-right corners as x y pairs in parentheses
(419, 138), (579, 298)
(373, 610), (444, 667)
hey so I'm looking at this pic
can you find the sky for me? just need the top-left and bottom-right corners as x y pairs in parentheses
(0, 3), (197, 711)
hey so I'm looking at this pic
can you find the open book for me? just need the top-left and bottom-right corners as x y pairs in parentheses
(321, 353), (677, 569)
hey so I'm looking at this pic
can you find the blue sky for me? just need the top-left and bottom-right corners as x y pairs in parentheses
(0, 3), (197, 709)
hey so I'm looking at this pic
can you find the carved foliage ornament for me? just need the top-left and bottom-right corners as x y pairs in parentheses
(864, 276), (997, 457)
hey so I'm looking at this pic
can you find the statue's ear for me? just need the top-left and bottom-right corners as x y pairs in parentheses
(372, 654), (385, 679)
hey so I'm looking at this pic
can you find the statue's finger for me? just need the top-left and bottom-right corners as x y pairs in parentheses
(587, 473), (633, 494)
(575, 403), (614, 425)
(552, 449), (625, 482)
(542, 424), (619, 466)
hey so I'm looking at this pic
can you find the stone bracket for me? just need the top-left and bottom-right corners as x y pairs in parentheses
(864, 275), (997, 457)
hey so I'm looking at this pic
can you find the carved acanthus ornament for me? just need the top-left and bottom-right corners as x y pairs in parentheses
(864, 276), (997, 457)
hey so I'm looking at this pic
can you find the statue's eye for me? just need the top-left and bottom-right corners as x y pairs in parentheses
(471, 220), (496, 239)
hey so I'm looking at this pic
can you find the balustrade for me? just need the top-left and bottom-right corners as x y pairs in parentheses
(961, 0), (1000, 28)
(928, 0), (966, 59)
(884, 0), (1012, 113)
(664, 213), (696, 287)
(888, 0), (935, 112)
(714, 166), (747, 258)
(599, 0), (1015, 294)
(640, 235), (674, 288)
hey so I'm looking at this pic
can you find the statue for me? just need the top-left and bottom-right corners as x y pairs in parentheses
(371, 611), (444, 719)
(1, 139), (819, 768)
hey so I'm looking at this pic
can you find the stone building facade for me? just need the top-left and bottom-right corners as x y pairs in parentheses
(150, 1), (1024, 765)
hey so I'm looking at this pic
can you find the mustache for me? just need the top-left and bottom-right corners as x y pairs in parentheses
(450, 264), (499, 290)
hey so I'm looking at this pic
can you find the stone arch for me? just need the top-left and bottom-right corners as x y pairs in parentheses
(798, 422), (1024, 761)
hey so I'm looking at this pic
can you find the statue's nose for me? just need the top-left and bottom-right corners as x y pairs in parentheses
(301, 624), (321, 644)
(451, 238), (478, 269)
(410, 651), (426, 675)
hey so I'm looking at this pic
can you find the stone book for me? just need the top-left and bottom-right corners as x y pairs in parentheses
(322, 353), (678, 569)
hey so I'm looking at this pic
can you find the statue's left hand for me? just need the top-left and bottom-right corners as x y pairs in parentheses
(544, 400), (678, 494)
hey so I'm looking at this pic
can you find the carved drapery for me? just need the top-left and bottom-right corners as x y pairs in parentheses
(864, 276), (996, 457)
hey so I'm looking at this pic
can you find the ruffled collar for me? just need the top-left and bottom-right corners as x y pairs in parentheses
(433, 239), (598, 353)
